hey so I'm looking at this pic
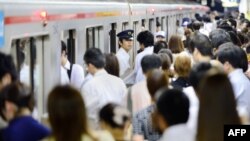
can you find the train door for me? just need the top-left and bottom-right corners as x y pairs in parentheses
(166, 16), (169, 40)
(11, 35), (49, 120)
(161, 17), (166, 32)
(61, 30), (76, 63)
(149, 18), (154, 32)
(110, 23), (117, 53)
(156, 17), (160, 32)
(168, 15), (173, 40)
(132, 21), (139, 64)
(141, 19), (146, 31)
(122, 22), (129, 30)
(86, 26), (104, 51)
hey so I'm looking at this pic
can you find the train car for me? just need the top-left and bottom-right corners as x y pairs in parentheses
(0, 0), (209, 119)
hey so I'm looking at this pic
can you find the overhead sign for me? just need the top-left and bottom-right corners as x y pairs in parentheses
(0, 11), (4, 48)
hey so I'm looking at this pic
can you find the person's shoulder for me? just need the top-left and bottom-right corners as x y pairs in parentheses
(89, 130), (115, 141)
(72, 63), (83, 69)
(109, 74), (126, 85)
(134, 105), (154, 118)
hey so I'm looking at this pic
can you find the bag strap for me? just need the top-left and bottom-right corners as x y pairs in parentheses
(67, 64), (73, 80)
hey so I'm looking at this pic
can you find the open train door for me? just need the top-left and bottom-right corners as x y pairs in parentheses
(11, 35), (50, 121)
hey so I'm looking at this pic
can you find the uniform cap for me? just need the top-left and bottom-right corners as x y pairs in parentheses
(117, 29), (134, 40)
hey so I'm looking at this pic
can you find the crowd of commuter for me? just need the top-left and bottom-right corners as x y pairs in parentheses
(0, 10), (250, 141)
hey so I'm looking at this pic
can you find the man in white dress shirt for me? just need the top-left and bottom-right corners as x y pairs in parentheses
(156, 89), (195, 141)
(60, 41), (84, 90)
(81, 48), (127, 129)
(116, 29), (134, 77)
(125, 31), (154, 84)
(217, 44), (250, 118)
(134, 31), (154, 83)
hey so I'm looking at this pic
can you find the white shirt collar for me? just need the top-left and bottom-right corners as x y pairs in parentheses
(161, 124), (192, 141)
(94, 69), (107, 77)
(228, 69), (243, 79)
(119, 47), (130, 59)
(64, 60), (71, 70)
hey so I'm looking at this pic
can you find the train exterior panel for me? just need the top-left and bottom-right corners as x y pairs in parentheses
(0, 0), (208, 119)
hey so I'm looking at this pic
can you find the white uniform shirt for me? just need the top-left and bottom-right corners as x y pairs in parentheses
(61, 60), (85, 90)
(159, 124), (195, 141)
(81, 69), (127, 127)
(116, 48), (130, 77)
(20, 64), (30, 86)
(228, 69), (250, 117)
(135, 46), (154, 83)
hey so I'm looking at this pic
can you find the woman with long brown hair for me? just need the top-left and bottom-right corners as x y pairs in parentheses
(196, 71), (241, 141)
(168, 35), (185, 54)
(47, 85), (114, 141)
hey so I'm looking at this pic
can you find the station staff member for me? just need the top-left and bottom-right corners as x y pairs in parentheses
(116, 29), (134, 77)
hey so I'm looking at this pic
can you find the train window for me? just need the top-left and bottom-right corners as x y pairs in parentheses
(133, 21), (139, 61)
(110, 23), (117, 53)
(166, 16), (169, 40)
(149, 19), (154, 32)
(61, 29), (76, 63)
(156, 17), (160, 32)
(122, 22), (129, 30)
(161, 17), (166, 31)
(11, 35), (49, 118)
(86, 26), (103, 49)
(141, 19), (146, 30)
(86, 27), (94, 48)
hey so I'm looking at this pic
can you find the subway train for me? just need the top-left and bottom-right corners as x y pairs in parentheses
(0, 0), (208, 119)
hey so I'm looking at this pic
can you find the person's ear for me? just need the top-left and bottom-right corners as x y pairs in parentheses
(4, 101), (17, 121)
(1, 74), (12, 87)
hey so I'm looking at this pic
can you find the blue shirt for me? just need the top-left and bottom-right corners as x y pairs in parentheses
(3, 116), (50, 141)
(132, 105), (161, 141)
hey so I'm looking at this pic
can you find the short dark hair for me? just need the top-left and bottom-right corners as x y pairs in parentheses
(158, 48), (173, 64)
(246, 43), (250, 53)
(154, 41), (168, 54)
(84, 48), (105, 69)
(227, 31), (242, 46)
(0, 52), (18, 82)
(209, 29), (231, 49)
(137, 31), (154, 48)
(217, 43), (243, 69)
(141, 54), (162, 74)
(61, 41), (67, 54)
(228, 18), (237, 28)
(192, 21), (201, 30)
(0, 82), (34, 120)
(189, 62), (212, 91)
(189, 33), (213, 57)
(156, 89), (189, 126)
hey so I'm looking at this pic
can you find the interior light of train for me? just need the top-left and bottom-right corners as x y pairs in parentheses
(151, 8), (155, 12)
(179, 7), (183, 10)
